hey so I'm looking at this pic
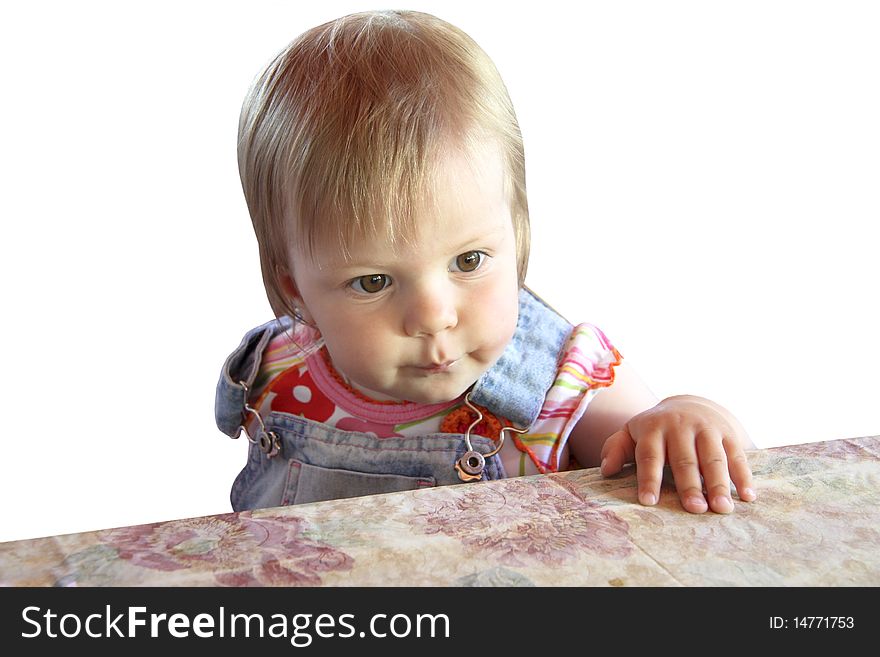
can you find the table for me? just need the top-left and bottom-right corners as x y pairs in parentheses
(1, 436), (878, 586)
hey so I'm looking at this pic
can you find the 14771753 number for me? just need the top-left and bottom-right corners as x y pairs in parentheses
(770, 617), (854, 629)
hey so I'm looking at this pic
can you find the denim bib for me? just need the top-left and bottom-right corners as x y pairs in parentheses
(215, 287), (572, 511)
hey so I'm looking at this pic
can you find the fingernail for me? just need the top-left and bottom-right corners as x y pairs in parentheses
(686, 496), (708, 511)
(743, 487), (756, 501)
(639, 492), (656, 506)
(600, 458), (607, 472)
(713, 496), (734, 513)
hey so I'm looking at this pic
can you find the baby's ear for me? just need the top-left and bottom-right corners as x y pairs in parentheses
(278, 269), (315, 325)
(278, 268), (298, 300)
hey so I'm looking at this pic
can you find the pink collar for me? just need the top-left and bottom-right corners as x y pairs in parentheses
(306, 347), (461, 424)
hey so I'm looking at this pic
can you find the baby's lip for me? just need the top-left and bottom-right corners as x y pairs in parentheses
(415, 358), (459, 371)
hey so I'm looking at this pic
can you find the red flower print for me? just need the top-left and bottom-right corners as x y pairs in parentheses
(268, 367), (334, 422)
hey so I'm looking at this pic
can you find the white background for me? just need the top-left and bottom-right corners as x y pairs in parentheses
(1, 1), (877, 543)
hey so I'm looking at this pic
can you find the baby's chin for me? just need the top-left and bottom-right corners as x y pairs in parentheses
(401, 387), (470, 405)
(375, 379), (476, 406)
(351, 359), (495, 405)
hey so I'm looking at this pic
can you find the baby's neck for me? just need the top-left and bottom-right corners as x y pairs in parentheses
(327, 356), (405, 402)
(346, 378), (403, 403)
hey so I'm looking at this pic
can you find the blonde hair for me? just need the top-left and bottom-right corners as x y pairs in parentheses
(238, 10), (530, 318)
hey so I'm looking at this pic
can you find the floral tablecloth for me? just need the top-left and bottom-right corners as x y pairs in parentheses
(2, 436), (878, 586)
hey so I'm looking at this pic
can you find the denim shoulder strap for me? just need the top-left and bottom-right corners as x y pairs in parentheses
(214, 316), (293, 438)
(469, 287), (573, 428)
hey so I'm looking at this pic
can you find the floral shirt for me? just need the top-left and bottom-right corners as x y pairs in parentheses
(247, 323), (621, 476)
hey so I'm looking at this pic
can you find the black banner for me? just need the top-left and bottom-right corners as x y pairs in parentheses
(0, 586), (869, 653)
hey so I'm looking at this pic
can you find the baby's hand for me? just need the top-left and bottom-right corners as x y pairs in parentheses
(599, 395), (756, 514)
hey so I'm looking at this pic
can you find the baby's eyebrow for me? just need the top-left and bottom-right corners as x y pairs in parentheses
(307, 257), (380, 276)
(448, 226), (507, 252)
(329, 261), (389, 274)
(312, 249), (399, 274)
(311, 223), (508, 274)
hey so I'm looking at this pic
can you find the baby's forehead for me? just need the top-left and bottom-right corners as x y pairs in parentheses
(302, 202), (511, 273)
(298, 140), (509, 256)
(435, 139), (508, 187)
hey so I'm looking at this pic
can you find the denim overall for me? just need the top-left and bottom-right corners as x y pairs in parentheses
(215, 287), (572, 511)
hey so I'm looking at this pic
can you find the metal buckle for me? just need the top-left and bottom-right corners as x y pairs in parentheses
(236, 380), (281, 458)
(454, 392), (526, 481)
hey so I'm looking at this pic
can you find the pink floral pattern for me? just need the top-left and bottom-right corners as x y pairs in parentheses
(411, 476), (633, 566)
(99, 511), (352, 586)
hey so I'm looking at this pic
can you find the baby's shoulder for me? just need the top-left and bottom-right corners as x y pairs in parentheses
(562, 323), (621, 371)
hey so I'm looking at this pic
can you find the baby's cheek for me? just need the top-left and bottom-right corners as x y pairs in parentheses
(474, 282), (519, 352)
(342, 334), (385, 369)
(324, 323), (383, 372)
(493, 280), (520, 331)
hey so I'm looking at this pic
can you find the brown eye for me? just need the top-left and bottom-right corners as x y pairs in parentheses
(453, 251), (484, 273)
(352, 274), (390, 294)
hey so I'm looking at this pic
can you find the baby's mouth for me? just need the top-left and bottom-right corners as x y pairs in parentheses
(414, 358), (460, 373)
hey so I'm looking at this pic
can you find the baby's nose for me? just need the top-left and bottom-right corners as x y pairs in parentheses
(403, 284), (458, 337)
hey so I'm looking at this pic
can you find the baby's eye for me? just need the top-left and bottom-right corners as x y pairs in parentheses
(350, 274), (391, 294)
(451, 250), (486, 273)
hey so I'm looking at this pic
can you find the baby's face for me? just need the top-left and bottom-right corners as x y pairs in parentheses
(290, 145), (520, 404)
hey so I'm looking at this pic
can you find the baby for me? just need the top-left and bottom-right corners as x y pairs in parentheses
(216, 10), (756, 515)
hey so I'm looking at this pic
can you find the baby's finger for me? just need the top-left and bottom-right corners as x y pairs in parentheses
(667, 431), (710, 514)
(724, 437), (757, 502)
(695, 429), (734, 514)
(599, 428), (635, 476)
(633, 430), (665, 506)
